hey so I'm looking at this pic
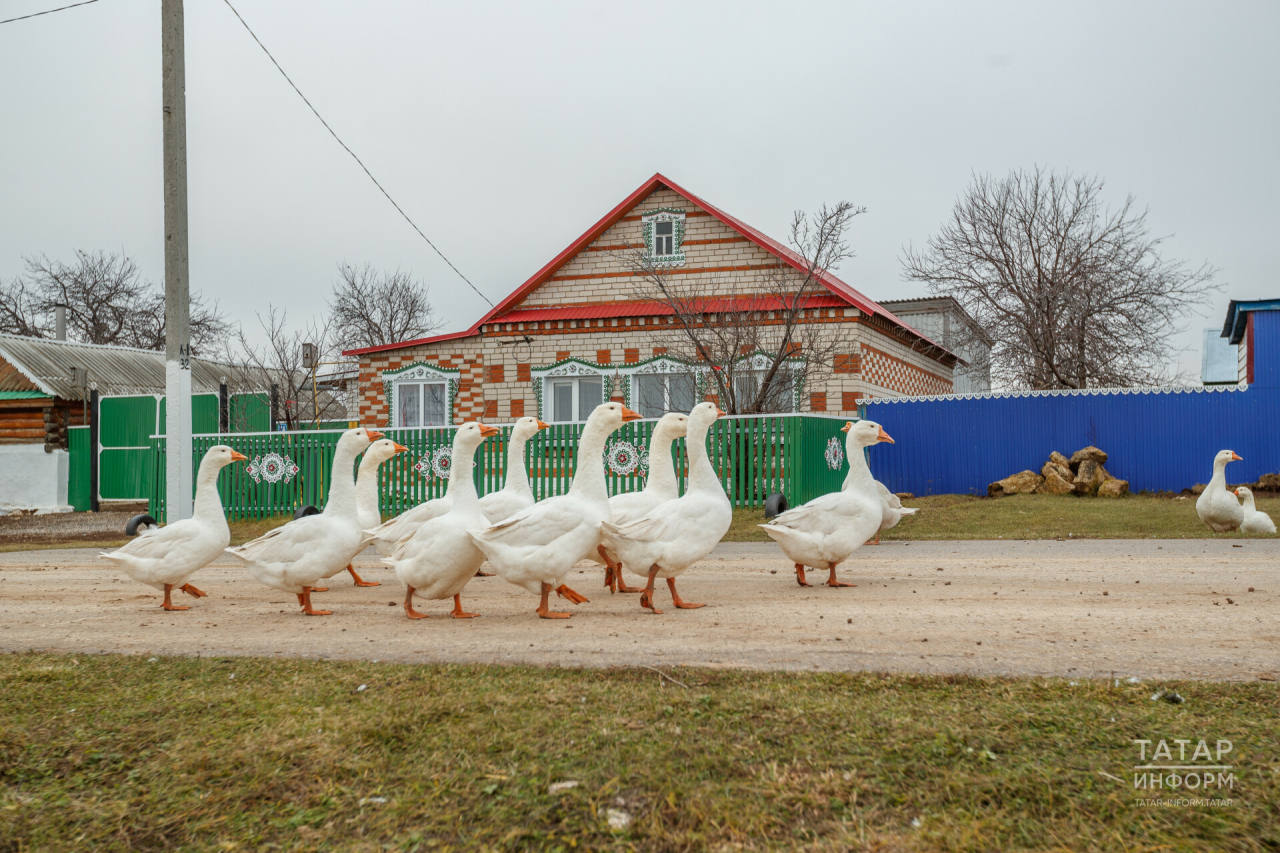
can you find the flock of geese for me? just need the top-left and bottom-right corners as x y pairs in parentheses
(101, 402), (912, 618)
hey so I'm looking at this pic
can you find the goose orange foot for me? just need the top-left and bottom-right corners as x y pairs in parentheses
(826, 564), (856, 588)
(179, 583), (207, 598)
(299, 586), (332, 616)
(161, 583), (189, 611)
(555, 584), (589, 605)
(640, 565), (664, 614)
(450, 593), (479, 618)
(346, 564), (380, 587)
(475, 569), (495, 577)
(311, 586), (329, 593)
(667, 577), (704, 609)
(537, 582), (571, 618)
(403, 586), (429, 619)
(795, 563), (812, 587)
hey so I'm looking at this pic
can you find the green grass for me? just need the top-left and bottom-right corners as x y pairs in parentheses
(725, 493), (1280, 542)
(1, 654), (1275, 852)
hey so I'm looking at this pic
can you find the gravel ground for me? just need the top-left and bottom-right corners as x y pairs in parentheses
(0, 509), (139, 542)
(1, 539), (1276, 681)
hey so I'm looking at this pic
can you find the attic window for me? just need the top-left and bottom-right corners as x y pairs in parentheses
(641, 209), (686, 266)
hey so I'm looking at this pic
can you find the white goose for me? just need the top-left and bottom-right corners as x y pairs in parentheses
(100, 445), (246, 610)
(1234, 486), (1276, 534)
(338, 437), (410, 587)
(226, 427), (380, 615)
(469, 402), (641, 618)
(598, 411), (689, 594)
(759, 420), (893, 588)
(368, 455), (456, 558)
(600, 402), (729, 614)
(477, 416), (550, 523)
(385, 422), (499, 618)
(869, 481), (918, 544)
(1196, 449), (1244, 532)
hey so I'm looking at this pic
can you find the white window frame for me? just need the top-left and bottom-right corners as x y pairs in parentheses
(633, 369), (699, 418)
(383, 361), (458, 428)
(546, 375), (605, 424)
(641, 209), (687, 266)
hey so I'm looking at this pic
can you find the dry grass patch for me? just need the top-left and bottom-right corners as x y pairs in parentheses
(725, 494), (1280, 542)
(1, 654), (1276, 852)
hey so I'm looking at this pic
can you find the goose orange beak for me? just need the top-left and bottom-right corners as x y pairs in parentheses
(621, 407), (643, 422)
(536, 420), (550, 430)
(366, 429), (385, 441)
(392, 442), (410, 454)
(877, 426), (895, 444)
(715, 407), (727, 418)
(230, 450), (248, 462)
(479, 423), (501, 438)
(1232, 452), (1242, 461)
(840, 422), (853, 433)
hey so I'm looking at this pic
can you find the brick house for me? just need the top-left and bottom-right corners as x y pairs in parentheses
(346, 174), (961, 427)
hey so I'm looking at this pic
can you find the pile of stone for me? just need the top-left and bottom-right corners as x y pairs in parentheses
(988, 446), (1130, 498)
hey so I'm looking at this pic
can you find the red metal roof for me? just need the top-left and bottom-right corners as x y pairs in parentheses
(486, 294), (852, 324)
(344, 173), (949, 358)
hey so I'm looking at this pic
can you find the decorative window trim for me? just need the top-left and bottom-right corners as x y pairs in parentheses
(382, 361), (460, 426)
(640, 209), (687, 267)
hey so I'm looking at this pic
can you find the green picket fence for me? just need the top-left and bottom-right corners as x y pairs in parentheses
(146, 414), (855, 522)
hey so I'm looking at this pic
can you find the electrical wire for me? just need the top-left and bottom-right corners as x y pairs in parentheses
(219, 0), (493, 308)
(0, 0), (99, 26)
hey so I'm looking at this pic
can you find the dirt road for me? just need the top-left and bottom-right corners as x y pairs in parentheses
(1, 540), (1275, 681)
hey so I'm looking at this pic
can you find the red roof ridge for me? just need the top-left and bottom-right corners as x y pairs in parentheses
(344, 173), (951, 359)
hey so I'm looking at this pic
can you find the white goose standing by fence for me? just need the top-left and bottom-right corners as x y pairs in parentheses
(385, 422), (499, 618)
(1196, 449), (1244, 532)
(759, 420), (893, 588)
(468, 402), (641, 618)
(101, 445), (246, 610)
(597, 411), (689, 593)
(600, 402), (729, 614)
(226, 427), (380, 615)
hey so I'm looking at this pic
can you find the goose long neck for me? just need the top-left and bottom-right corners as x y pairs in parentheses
(192, 457), (226, 521)
(646, 427), (680, 496)
(1210, 458), (1229, 488)
(569, 420), (611, 501)
(503, 431), (531, 496)
(448, 439), (480, 505)
(356, 454), (384, 520)
(1242, 491), (1255, 512)
(842, 437), (876, 491)
(323, 441), (362, 517)
(686, 419), (720, 493)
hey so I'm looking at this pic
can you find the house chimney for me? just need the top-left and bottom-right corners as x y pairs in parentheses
(54, 304), (67, 341)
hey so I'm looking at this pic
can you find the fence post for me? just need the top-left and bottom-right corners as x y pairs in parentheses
(218, 381), (229, 434)
(270, 383), (280, 431)
(88, 386), (100, 513)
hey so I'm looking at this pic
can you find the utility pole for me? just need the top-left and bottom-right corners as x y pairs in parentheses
(162, 0), (193, 521)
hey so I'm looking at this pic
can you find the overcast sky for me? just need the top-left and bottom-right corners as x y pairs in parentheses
(2, 0), (1276, 377)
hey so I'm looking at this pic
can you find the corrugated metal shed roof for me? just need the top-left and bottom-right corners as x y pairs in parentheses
(0, 334), (234, 398)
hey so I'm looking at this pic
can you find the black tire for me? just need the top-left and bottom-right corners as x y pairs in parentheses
(125, 514), (158, 536)
(293, 504), (320, 520)
(763, 492), (788, 519)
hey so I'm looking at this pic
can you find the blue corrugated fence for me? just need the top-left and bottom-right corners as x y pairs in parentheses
(863, 385), (1279, 495)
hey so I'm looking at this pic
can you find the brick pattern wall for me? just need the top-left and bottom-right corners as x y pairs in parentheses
(859, 343), (953, 397)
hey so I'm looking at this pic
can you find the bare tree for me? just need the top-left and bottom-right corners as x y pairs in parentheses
(901, 168), (1219, 389)
(1, 250), (231, 354)
(620, 203), (864, 414)
(0, 277), (45, 338)
(218, 306), (346, 430)
(329, 262), (440, 352)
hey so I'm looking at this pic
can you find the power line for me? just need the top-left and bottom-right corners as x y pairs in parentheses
(219, 0), (493, 309)
(0, 0), (99, 26)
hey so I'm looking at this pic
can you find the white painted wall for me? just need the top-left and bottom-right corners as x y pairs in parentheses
(0, 445), (71, 514)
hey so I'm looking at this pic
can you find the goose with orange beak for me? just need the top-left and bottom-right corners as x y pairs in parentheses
(469, 402), (641, 618)
(101, 444), (248, 610)
(1197, 449), (1245, 532)
(384, 422), (500, 618)
(227, 427), (382, 615)
(601, 402), (730, 613)
(330, 437), (412, 588)
(759, 420), (894, 588)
